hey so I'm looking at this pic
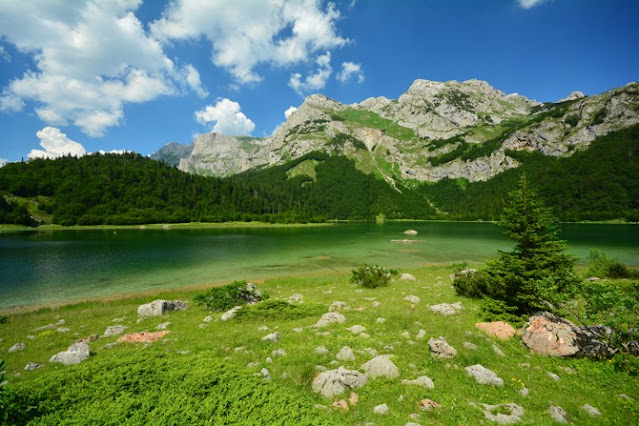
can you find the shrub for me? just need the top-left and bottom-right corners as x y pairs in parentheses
(234, 300), (325, 322)
(452, 269), (490, 298)
(587, 249), (639, 279)
(194, 281), (267, 312)
(565, 113), (580, 127)
(0, 315), (7, 324)
(350, 264), (398, 288)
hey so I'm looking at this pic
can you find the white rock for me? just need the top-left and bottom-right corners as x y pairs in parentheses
(103, 325), (127, 337)
(347, 325), (367, 335)
(416, 329), (426, 340)
(361, 355), (400, 379)
(519, 388), (530, 397)
(549, 405), (568, 423)
(271, 348), (286, 357)
(137, 300), (187, 317)
(221, 306), (242, 321)
(372, 301), (381, 308)
(429, 303), (463, 316)
(547, 371), (560, 382)
(376, 317), (386, 324)
(401, 376), (434, 389)
(336, 346), (355, 361)
(56, 327), (71, 333)
(24, 362), (44, 371)
(429, 336), (457, 359)
(477, 402), (525, 424)
(311, 367), (367, 398)
(261, 332), (280, 343)
(374, 403), (389, 415)
(49, 342), (90, 366)
(288, 293), (304, 303)
(404, 295), (421, 304)
(293, 327), (304, 333)
(203, 315), (213, 323)
(463, 342), (478, 350)
(314, 312), (346, 328)
(329, 301), (346, 311)
(8, 343), (25, 353)
(400, 273), (416, 281)
(492, 344), (505, 357)
(155, 322), (171, 330)
(260, 368), (272, 381)
(316, 346), (329, 355)
(581, 404), (601, 417)
(465, 364), (504, 386)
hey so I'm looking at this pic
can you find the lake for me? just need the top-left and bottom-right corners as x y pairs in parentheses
(1, 222), (637, 310)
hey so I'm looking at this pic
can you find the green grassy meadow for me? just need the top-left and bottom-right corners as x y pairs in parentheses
(1, 265), (638, 424)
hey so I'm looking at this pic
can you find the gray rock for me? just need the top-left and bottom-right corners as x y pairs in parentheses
(8, 342), (25, 353)
(465, 364), (504, 386)
(404, 295), (421, 304)
(329, 301), (346, 311)
(288, 293), (304, 303)
(581, 404), (601, 417)
(373, 403), (389, 415)
(261, 332), (280, 343)
(400, 273), (416, 281)
(463, 342), (478, 350)
(492, 344), (506, 357)
(429, 336), (457, 359)
(336, 346), (355, 361)
(293, 327), (303, 333)
(49, 342), (90, 366)
(26, 335), (35, 340)
(24, 362), (44, 371)
(376, 317), (386, 324)
(401, 376), (434, 389)
(429, 303), (463, 316)
(137, 300), (188, 318)
(260, 368), (272, 381)
(316, 346), (329, 355)
(547, 371), (560, 382)
(56, 319), (66, 325)
(415, 329), (426, 340)
(203, 315), (213, 323)
(265, 357), (273, 363)
(56, 327), (71, 333)
(519, 387), (530, 397)
(103, 325), (127, 337)
(33, 323), (56, 331)
(311, 366), (367, 398)
(476, 402), (525, 424)
(221, 306), (242, 321)
(111, 317), (125, 323)
(155, 322), (171, 330)
(549, 405), (568, 423)
(271, 348), (286, 357)
(347, 325), (367, 335)
(361, 355), (400, 379)
(314, 312), (346, 328)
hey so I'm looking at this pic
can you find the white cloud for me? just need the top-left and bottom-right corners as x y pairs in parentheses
(289, 51), (332, 95)
(28, 127), (87, 159)
(151, 0), (347, 84)
(284, 106), (298, 119)
(517, 0), (547, 9)
(0, 1), (204, 136)
(194, 98), (255, 136)
(183, 64), (208, 98)
(336, 61), (364, 83)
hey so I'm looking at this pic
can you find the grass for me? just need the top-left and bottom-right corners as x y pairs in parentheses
(329, 108), (416, 141)
(1, 265), (638, 424)
(286, 159), (321, 181)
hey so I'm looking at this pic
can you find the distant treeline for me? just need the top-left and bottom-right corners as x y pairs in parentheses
(0, 125), (637, 226)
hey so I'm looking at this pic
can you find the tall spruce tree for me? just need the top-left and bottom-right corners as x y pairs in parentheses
(484, 174), (580, 314)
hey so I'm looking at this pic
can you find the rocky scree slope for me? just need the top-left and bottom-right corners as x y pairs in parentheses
(152, 79), (639, 184)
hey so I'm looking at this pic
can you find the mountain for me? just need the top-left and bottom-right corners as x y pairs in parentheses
(152, 78), (639, 184)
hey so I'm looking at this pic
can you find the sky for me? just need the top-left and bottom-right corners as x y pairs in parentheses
(0, 0), (638, 164)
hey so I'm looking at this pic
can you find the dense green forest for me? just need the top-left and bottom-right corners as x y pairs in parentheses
(424, 124), (639, 221)
(0, 125), (637, 226)
(0, 152), (435, 226)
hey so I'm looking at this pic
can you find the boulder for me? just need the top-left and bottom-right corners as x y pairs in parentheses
(24, 362), (44, 371)
(492, 344), (506, 357)
(261, 332), (280, 343)
(117, 330), (170, 343)
(401, 376), (434, 389)
(329, 301), (346, 311)
(373, 403), (389, 415)
(429, 302), (463, 316)
(429, 336), (457, 359)
(475, 402), (525, 424)
(311, 367), (367, 398)
(360, 355), (400, 379)
(8, 342), (25, 353)
(521, 312), (617, 358)
(404, 295), (421, 304)
(313, 312), (346, 328)
(221, 306), (242, 321)
(581, 404), (601, 417)
(336, 346), (355, 362)
(463, 342), (478, 350)
(49, 342), (90, 366)
(347, 325), (367, 335)
(103, 325), (127, 337)
(475, 321), (516, 340)
(316, 346), (329, 355)
(137, 300), (187, 318)
(549, 405), (568, 423)
(400, 273), (416, 281)
(465, 364), (503, 386)
(418, 399), (441, 410)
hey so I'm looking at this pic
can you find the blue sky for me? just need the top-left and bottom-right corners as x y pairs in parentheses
(0, 0), (638, 164)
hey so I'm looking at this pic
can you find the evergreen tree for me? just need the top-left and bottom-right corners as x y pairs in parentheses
(482, 174), (580, 314)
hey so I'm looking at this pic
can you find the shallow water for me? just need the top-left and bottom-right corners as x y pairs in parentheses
(0, 222), (637, 309)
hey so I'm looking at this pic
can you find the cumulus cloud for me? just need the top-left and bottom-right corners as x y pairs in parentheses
(517, 0), (547, 9)
(284, 106), (298, 119)
(28, 127), (87, 160)
(0, 158), (7, 167)
(183, 64), (208, 98)
(194, 98), (255, 136)
(289, 52), (332, 95)
(336, 62), (364, 83)
(0, 1), (204, 136)
(151, 0), (347, 84)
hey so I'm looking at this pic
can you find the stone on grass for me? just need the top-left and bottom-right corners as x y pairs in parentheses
(463, 342), (478, 350)
(547, 371), (560, 382)
(401, 376), (434, 389)
(429, 337), (457, 359)
(349, 391), (359, 405)
(581, 404), (601, 417)
(429, 303), (463, 316)
(476, 403), (525, 424)
(549, 405), (568, 423)
(203, 315), (213, 323)
(76, 334), (99, 344)
(336, 346), (355, 361)
(329, 301), (346, 312)
(465, 364), (504, 386)
(374, 403), (389, 415)
(415, 329), (426, 340)
(271, 348), (286, 357)
(361, 355), (400, 379)
(49, 342), (90, 366)
(418, 399), (441, 410)
(265, 357), (273, 363)
(404, 229), (418, 236)
(372, 301), (381, 308)
(376, 317), (386, 324)
(316, 346), (329, 355)
(155, 322), (171, 330)
(519, 388), (530, 397)
(475, 321), (517, 340)
(112, 317), (125, 323)
(103, 325), (127, 337)
(314, 312), (346, 328)
(293, 327), (303, 333)
(26, 335), (35, 340)
(492, 344), (506, 357)
(56, 327), (70, 333)
(137, 300), (187, 318)
(260, 368), (271, 381)
(347, 325), (367, 335)
(24, 363), (44, 371)
(331, 400), (349, 412)
(288, 293), (304, 303)
(261, 332), (280, 343)
(33, 323), (56, 331)
(400, 273), (416, 281)
(221, 306), (242, 321)
(312, 367), (367, 398)
(8, 342), (25, 353)
(117, 330), (170, 343)
(404, 295), (421, 304)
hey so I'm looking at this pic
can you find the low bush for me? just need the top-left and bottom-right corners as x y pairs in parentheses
(0, 315), (7, 324)
(234, 300), (325, 322)
(587, 249), (639, 279)
(350, 265), (398, 288)
(451, 269), (490, 298)
(194, 280), (267, 312)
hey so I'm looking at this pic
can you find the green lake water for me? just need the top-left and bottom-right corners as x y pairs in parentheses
(1, 222), (637, 310)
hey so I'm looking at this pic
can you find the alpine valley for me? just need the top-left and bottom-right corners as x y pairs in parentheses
(2, 79), (639, 225)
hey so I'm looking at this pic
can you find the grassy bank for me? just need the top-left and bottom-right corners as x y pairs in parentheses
(0, 221), (333, 232)
(1, 265), (638, 424)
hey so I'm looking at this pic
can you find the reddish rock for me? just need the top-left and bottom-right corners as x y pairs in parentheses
(418, 399), (441, 410)
(75, 333), (99, 344)
(117, 330), (170, 343)
(475, 321), (517, 340)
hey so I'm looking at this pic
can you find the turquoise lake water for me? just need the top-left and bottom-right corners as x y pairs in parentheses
(0, 222), (637, 310)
